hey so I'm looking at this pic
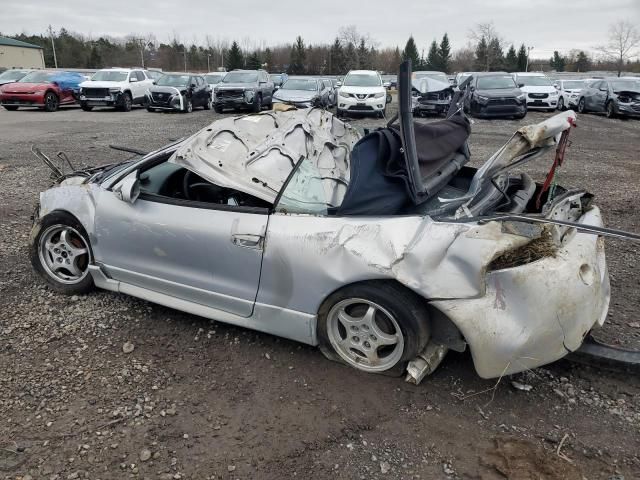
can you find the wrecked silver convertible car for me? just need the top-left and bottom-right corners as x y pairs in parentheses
(29, 61), (610, 382)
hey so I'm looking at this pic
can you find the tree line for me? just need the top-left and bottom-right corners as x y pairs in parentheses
(4, 22), (639, 75)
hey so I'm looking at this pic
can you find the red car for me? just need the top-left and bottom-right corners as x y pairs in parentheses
(0, 70), (85, 112)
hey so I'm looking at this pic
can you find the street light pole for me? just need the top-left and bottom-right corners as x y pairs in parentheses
(183, 50), (187, 72)
(48, 25), (58, 68)
(525, 46), (534, 72)
(207, 54), (211, 72)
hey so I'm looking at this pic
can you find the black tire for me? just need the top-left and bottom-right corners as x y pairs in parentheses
(577, 98), (586, 114)
(214, 104), (223, 114)
(30, 211), (94, 295)
(80, 102), (93, 112)
(204, 96), (212, 110)
(43, 92), (59, 112)
(120, 92), (132, 112)
(515, 111), (527, 119)
(147, 107), (155, 112)
(606, 101), (616, 119)
(252, 94), (262, 113)
(317, 281), (430, 376)
(183, 98), (193, 113)
(3, 105), (19, 111)
(557, 97), (565, 111)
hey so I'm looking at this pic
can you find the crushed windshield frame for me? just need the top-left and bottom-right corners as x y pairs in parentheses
(157, 75), (190, 87)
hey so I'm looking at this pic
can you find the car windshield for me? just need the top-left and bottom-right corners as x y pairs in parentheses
(343, 73), (381, 87)
(222, 72), (258, 83)
(270, 74), (282, 81)
(157, 75), (190, 87)
(477, 75), (516, 89)
(91, 71), (129, 82)
(0, 70), (29, 81)
(415, 73), (448, 83)
(610, 79), (640, 92)
(562, 81), (584, 89)
(204, 74), (224, 84)
(281, 79), (317, 91)
(18, 71), (55, 83)
(518, 76), (553, 86)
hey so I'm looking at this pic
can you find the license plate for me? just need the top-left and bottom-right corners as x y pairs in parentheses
(357, 102), (365, 107)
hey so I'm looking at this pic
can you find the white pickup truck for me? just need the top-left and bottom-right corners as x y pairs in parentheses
(79, 68), (154, 111)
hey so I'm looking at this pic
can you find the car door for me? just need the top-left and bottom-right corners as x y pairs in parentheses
(94, 166), (268, 318)
(196, 76), (208, 106)
(260, 72), (272, 102)
(584, 82), (600, 110)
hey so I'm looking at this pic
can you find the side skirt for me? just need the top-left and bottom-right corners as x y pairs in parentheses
(89, 265), (317, 346)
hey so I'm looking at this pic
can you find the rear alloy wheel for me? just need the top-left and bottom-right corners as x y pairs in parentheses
(557, 97), (565, 111)
(606, 101), (616, 119)
(183, 98), (193, 113)
(44, 92), (59, 112)
(577, 98), (586, 113)
(317, 282), (430, 375)
(30, 212), (94, 294)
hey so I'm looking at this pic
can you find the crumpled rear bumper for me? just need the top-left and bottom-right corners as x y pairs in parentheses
(431, 206), (610, 379)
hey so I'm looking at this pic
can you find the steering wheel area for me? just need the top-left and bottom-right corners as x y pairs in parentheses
(182, 169), (240, 206)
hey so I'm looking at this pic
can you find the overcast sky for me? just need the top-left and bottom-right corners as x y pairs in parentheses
(2, 0), (639, 58)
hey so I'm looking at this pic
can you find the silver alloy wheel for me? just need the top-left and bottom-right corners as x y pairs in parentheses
(38, 225), (91, 285)
(326, 298), (405, 372)
(557, 97), (564, 110)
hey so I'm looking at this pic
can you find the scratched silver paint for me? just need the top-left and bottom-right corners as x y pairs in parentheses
(33, 109), (610, 379)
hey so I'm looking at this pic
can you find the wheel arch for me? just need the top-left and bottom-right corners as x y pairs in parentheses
(316, 279), (466, 353)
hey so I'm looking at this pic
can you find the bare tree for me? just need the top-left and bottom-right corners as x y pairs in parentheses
(468, 22), (504, 71)
(597, 20), (640, 76)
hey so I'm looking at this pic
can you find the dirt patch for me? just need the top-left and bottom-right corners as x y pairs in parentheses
(480, 437), (582, 480)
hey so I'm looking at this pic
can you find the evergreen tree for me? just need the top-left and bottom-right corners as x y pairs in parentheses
(226, 41), (244, 70)
(357, 38), (371, 69)
(475, 36), (488, 70)
(549, 51), (566, 71)
(487, 38), (504, 70)
(402, 36), (421, 70)
(438, 33), (451, 73)
(246, 51), (262, 70)
(329, 38), (345, 74)
(289, 36), (306, 74)
(88, 45), (103, 69)
(391, 47), (401, 73)
(263, 48), (273, 70)
(505, 45), (518, 72)
(575, 51), (590, 72)
(426, 40), (440, 70)
(517, 44), (528, 71)
(344, 42), (358, 70)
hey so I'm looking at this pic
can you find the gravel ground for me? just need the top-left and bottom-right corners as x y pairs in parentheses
(0, 103), (639, 480)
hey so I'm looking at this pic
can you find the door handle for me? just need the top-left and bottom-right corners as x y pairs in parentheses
(231, 233), (263, 249)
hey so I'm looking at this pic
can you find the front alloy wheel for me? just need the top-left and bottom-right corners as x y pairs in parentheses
(606, 101), (616, 118)
(577, 98), (586, 113)
(44, 92), (59, 112)
(326, 298), (405, 372)
(30, 212), (94, 294)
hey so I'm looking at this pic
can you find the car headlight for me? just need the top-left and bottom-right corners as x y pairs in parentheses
(516, 93), (526, 101)
(476, 95), (489, 102)
(373, 92), (385, 99)
(244, 90), (254, 101)
(339, 91), (350, 98)
(549, 91), (558, 96)
(109, 88), (121, 93)
(79, 87), (85, 94)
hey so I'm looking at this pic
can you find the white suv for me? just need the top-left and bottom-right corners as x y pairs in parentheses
(79, 68), (154, 111)
(513, 72), (559, 112)
(337, 70), (388, 118)
(555, 79), (588, 110)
